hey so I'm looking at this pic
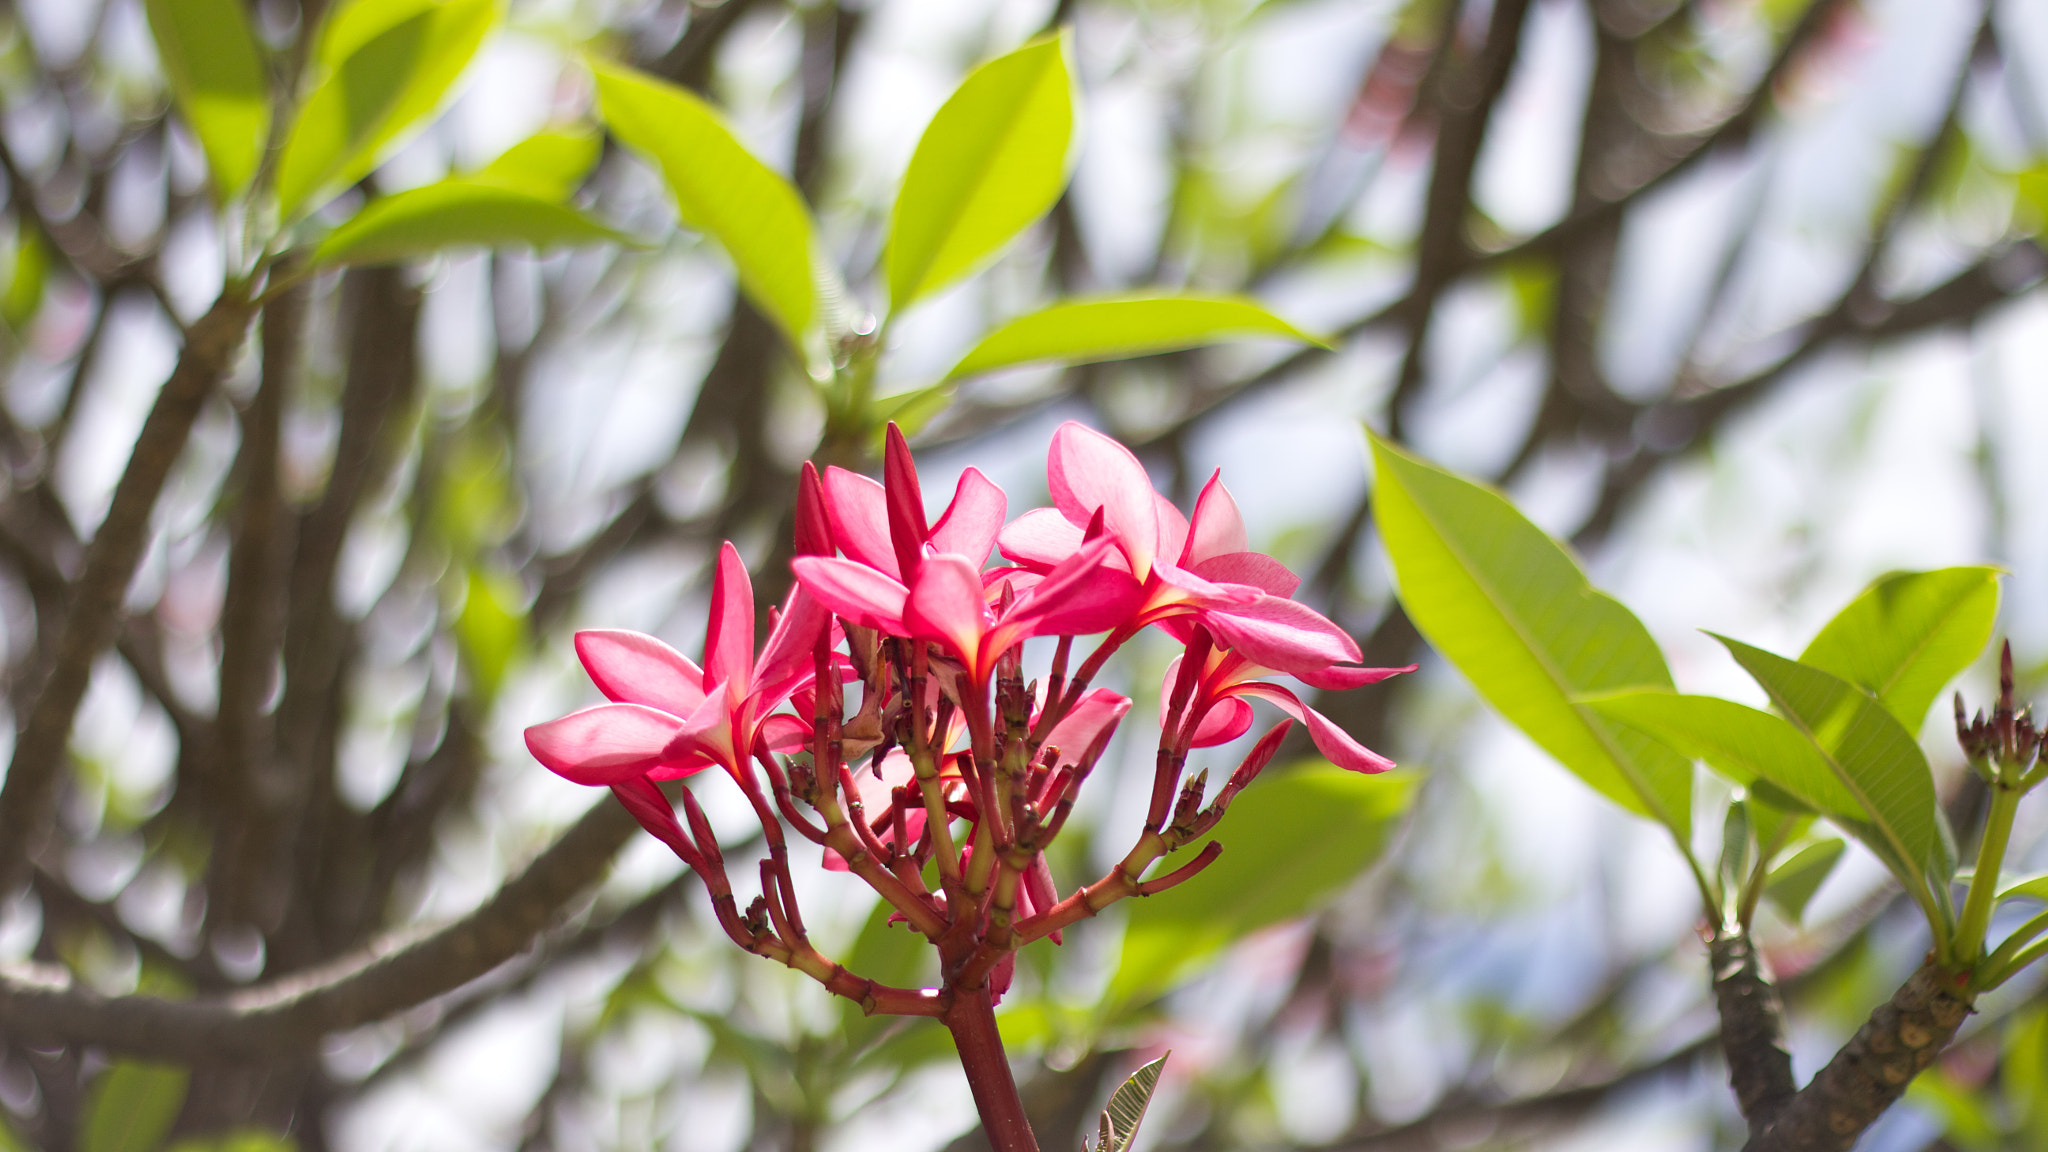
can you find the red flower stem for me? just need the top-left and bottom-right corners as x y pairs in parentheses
(908, 643), (969, 904)
(757, 751), (829, 843)
(1029, 626), (1132, 744)
(1137, 840), (1223, 894)
(945, 986), (1040, 1152)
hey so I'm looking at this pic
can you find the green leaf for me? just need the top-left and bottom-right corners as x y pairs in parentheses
(592, 61), (816, 347)
(468, 128), (601, 198)
(310, 179), (634, 267)
(1113, 764), (1413, 1002)
(1800, 567), (2000, 731)
(144, 0), (271, 198)
(275, 0), (499, 218)
(886, 33), (1074, 308)
(166, 1131), (298, 1152)
(455, 566), (524, 702)
(2, 227), (48, 329)
(1717, 635), (1953, 897)
(839, 897), (939, 1044)
(1087, 1053), (1169, 1152)
(81, 1061), (189, 1152)
(944, 294), (1324, 381)
(2000, 874), (2048, 903)
(1764, 838), (1846, 923)
(1369, 433), (1692, 842)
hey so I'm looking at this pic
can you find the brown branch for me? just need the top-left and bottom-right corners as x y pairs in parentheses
(0, 287), (256, 894)
(1712, 931), (1797, 1135)
(1744, 962), (1974, 1152)
(0, 799), (639, 1060)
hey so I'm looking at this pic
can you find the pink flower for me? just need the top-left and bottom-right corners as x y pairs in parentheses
(525, 542), (827, 789)
(1163, 644), (1408, 774)
(999, 421), (1374, 680)
(821, 423), (1007, 583)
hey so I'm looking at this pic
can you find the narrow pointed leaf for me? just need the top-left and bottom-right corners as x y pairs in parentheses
(887, 34), (1074, 307)
(470, 127), (601, 198)
(1095, 1053), (1169, 1152)
(276, 0), (499, 217)
(311, 179), (635, 266)
(144, 0), (271, 199)
(1800, 567), (2000, 731)
(1764, 838), (1846, 923)
(945, 295), (1325, 380)
(593, 61), (816, 346)
(1369, 433), (1692, 841)
(1717, 634), (1953, 891)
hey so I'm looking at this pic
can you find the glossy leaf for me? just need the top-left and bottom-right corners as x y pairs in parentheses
(470, 128), (601, 198)
(310, 179), (633, 266)
(1088, 1053), (1168, 1152)
(81, 1061), (189, 1152)
(887, 34), (1074, 308)
(276, 0), (498, 217)
(1801, 567), (2000, 730)
(593, 61), (816, 346)
(1370, 433), (1692, 840)
(1764, 838), (1846, 923)
(2001, 874), (2048, 903)
(455, 566), (525, 702)
(1718, 635), (1953, 891)
(144, 0), (271, 198)
(945, 295), (1324, 380)
(1113, 764), (1413, 1001)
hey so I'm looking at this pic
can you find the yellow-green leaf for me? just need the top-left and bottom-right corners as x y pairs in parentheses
(81, 1061), (189, 1152)
(1113, 764), (1413, 1003)
(275, 0), (499, 218)
(592, 61), (816, 347)
(310, 179), (634, 267)
(945, 294), (1324, 380)
(1799, 567), (2000, 732)
(468, 128), (601, 198)
(1370, 433), (1693, 842)
(144, 0), (271, 198)
(886, 33), (1074, 308)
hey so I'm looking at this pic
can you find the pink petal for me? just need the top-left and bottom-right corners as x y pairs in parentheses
(1047, 422), (1161, 579)
(1233, 682), (1394, 773)
(1014, 538), (1144, 637)
(1022, 853), (1062, 945)
(884, 423), (930, 580)
(1183, 471), (1248, 565)
(703, 542), (756, 691)
(1154, 493), (1190, 568)
(794, 461), (835, 557)
(1044, 688), (1131, 763)
(1151, 557), (1263, 609)
(1295, 663), (1416, 691)
(792, 556), (909, 632)
(823, 467), (900, 580)
(609, 775), (701, 866)
(1191, 552), (1300, 597)
(526, 704), (687, 785)
(1189, 696), (1255, 747)
(1204, 595), (1364, 674)
(754, 585), (830, 705)
(903, 554), (993, 668)
(759, 713), (813, 754)
(659, 690), (740, 776)
(996, 507), (1087, 571)
(930, 467), (1007, 567)
(575, 629), (707, 716)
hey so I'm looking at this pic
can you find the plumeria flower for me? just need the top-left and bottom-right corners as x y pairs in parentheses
(1164, 643), (1406, 773)
(820, 424), (1008, 582)
(998, 421), (1373, 679)
(525, 543), (827, 792)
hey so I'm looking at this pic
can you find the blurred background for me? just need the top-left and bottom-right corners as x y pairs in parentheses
(2, 0), (2047, 1148)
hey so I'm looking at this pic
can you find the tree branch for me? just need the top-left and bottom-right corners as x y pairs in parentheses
(0, 799), (638, 1060)
(0, 287), (256, 894)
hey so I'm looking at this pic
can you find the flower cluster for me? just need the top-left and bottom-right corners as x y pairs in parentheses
(525, 422), (1410, 1016)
